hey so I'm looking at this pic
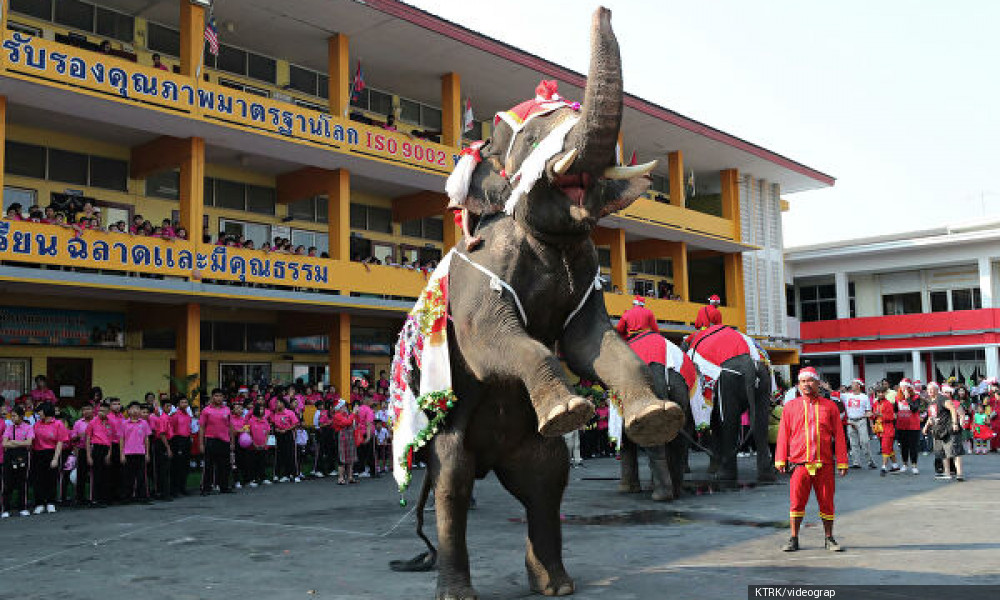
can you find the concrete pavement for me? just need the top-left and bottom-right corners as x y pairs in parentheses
(1, 450), (998, 599)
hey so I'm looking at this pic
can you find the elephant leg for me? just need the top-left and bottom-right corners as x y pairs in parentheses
(459, 327), (592, 438)
(495, 436), (574, 597)
(646, 444), (674, 502)
(619, 436), (641, 493)
(753, 365), (776, 482)
(562, 311), (683, 447)
(714, 371), (741, 482)
(429, 432), (478, 600)
(666, 435), (688, 499)
(706, 412), (721, 475)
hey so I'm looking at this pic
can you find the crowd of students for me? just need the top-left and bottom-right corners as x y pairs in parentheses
(770, 375), (1000, 483)
(0, 374), (395, 519)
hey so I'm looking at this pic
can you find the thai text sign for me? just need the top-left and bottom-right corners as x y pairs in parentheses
(1, 32), (460, 176)
(0, 306), (125, 347)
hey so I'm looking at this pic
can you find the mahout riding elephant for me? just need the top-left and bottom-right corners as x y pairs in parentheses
(388, 8), (684, 599)
(616, 332), (697, 501)
(683, 324), (775, 483)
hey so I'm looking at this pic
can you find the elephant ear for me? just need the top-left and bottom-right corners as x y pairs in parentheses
(598, 175), (652, 217)
(447, 135), (510, 217)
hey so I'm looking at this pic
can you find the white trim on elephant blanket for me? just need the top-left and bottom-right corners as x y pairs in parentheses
(390, 251), (455, 494)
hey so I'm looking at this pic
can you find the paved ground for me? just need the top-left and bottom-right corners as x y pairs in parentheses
(1, 448), (999, 600)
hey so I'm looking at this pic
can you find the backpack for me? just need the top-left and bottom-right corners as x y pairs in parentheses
(933, 405), (953, 440)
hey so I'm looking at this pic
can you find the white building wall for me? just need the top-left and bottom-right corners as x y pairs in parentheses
(740, 174), (786, 340)
(852, 273), (880, 317)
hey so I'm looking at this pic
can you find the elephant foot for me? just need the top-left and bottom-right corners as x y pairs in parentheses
(436, 585), (479, 600)
(651, 488), (675, 502)
(528, 566), (575, 597)
(538, 396), (594, 438)
(618, 481), (641, 493)
(624, 400), (684, 447)
(714, 470), (738, 483)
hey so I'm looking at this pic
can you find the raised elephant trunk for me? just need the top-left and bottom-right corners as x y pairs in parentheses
(567, 7), (623, 175)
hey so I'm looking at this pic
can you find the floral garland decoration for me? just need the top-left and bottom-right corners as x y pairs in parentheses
(395, 389), (457, 501)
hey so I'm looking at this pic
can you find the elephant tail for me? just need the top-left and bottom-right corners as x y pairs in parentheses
(388, 469), (437, 572)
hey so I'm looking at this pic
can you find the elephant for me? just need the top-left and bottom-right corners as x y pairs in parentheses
(682, 324), (775, 483)
(617, 333), (697, 502)
(389, 8), (685, 599)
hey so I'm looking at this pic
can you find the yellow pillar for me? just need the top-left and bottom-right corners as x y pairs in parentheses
(179, 137), (205, 245)
(0, 97), (6, 192)
(668, 151), (685, 208)
(668, 242), (689, 302)
(720, 168), (740, 241)
(326, 169), (350, 261)
(609, 229), (628, 294)
(441, 72), (462, 147)
(724, 253), (746, 331)
(329, 313), (351, 397)
(179, 0), (206, 77)
(328, 34), (350, 117)
(175, 303), (201, 395)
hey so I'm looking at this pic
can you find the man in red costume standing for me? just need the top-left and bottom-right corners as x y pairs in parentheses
(774, 367), (849, 552)
(694, 294), (723, 330)
(616, 296), (659, 339)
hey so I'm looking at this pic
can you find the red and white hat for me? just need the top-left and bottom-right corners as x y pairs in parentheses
(852, 378), (865, 387)
(941, 384), (955, 395)
(798, 367), (820, 381)
(238, 386), (249, 396)
(708, 294), (721, 305)
(633, 295), (646, 307)
(899, 378), (913, 388)
(926, 381), (940, 390)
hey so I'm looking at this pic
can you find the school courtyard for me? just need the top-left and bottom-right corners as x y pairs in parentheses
(1, 452), (998, 600)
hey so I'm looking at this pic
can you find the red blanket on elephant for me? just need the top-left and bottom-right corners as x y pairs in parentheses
(685, 325), (751, 366)
(626, 331), (698, 392)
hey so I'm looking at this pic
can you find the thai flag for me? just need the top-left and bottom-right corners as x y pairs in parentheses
(351, 60), (366, 102)
(204, 17), (220, 56)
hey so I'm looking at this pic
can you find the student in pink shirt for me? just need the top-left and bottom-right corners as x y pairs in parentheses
(31, 403), (69, 514)
(270, 398), (300, 483)
(230, 401), (251, 489)
(2, 407), (33, 517)
(313, 401), (337, 478)
(246, 404), (272, 487)
(356, 396), (376, 478)
(150, 397), (174, 501)
(30, 375), (58, 406)
(120, 402), (152, 503)
(168, 395), (193, 496)
(199, 389), (233, 495)
(107, 398), (125, 501)
(70, 404), (94, 505)
(85, 402), (115, 506)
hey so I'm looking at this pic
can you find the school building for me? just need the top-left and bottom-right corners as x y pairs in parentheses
(0, 0), (832, 405)
(785, 220), (1000, 387)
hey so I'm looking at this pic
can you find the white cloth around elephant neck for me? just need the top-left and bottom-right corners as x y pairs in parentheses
(451, 248), (601, 331)
(503, 115), (579, 215)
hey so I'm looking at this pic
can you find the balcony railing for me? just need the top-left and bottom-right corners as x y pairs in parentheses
(0, 220), (721, 325)
(0, 32), (460, 177)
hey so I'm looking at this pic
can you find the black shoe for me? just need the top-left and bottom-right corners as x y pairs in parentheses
(868, 463), (878, 469)
(220, 489), (235, 494)
(850, 464), (861, 469)
(200, 490), (211, 496)
(781, 537), (799, 552)
(825, 537), (843, 552)
(956, 475), (965, 482)
(880, 468), (886, 477)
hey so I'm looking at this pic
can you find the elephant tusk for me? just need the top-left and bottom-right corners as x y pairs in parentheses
(552, 148), (579, 176)
(603, 160), (658, 180)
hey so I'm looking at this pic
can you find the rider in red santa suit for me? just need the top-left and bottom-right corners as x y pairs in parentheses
(775, 367), (849, 553)
(616, 296), (659, 340)
(694, 294), (723, 330)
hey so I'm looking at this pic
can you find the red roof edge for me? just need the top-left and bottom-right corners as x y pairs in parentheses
(362, 0), (836, 188)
